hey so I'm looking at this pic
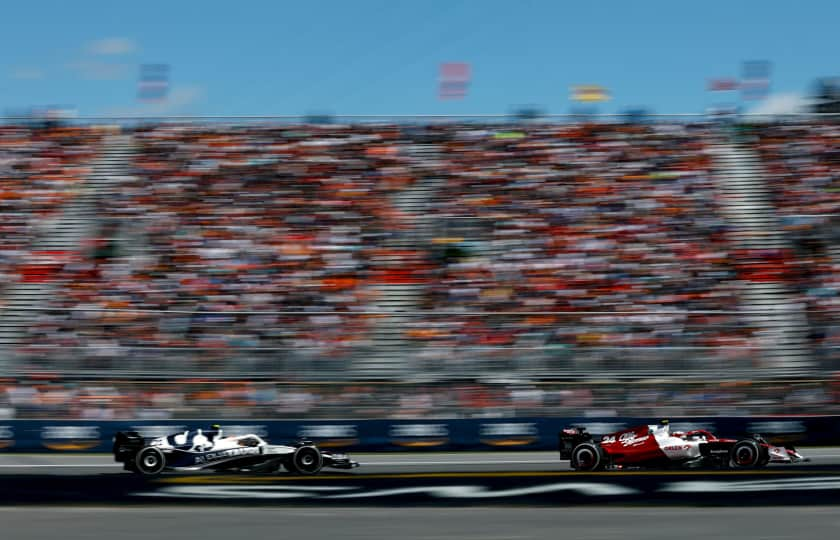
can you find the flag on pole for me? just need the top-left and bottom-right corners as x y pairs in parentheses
(438, 62), (471, 100)
(707, 78), (739, 91)
(138, 64), (170, 102)
(571, 85), (610, 102)
(741, 61), (771, 101)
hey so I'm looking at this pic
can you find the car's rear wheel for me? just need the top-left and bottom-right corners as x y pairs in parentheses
(290, 445), (323, 475)
(570, 442), (604, 471)
(135, 447), (166, 476)
(730, 439), (764, 469)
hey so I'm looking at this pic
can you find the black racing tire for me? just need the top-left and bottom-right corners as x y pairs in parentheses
(291, 445), (323, 475)
(570, 442), (604, 471)
(730, 439), (763, 469)
(135, 446), (167, 476)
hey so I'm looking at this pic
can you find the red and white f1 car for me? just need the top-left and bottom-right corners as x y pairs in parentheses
(559, 421), (809, 471)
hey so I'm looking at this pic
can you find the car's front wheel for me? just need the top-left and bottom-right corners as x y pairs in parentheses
(570, 442), (604, 471)
(730, 439), (765, 469)
(135, 447), (166, 476)
(288, 445), (323, 475)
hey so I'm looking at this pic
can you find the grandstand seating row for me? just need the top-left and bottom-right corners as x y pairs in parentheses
(1, 121), (838, 380)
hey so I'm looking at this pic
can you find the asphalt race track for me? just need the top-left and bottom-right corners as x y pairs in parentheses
(1, 451), (566, 475)
(3, 448), (840, 475)
(0, 450), (618, 475)
(1, 506), (839, 540)
(2, 450), (840, 539)
(1, 449), (840, 505)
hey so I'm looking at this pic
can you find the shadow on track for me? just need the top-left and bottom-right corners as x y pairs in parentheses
(4, 465), (840, 505)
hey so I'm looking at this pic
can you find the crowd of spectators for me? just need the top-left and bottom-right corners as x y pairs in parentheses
(17, 122), (764, 376)
(0, 125), (101, 300)
(22, 124), (439, 371)
(751, 122), (840, 366)
(5, 120), (838, 380)
(2, 377), (839, 420)
(409, 123), (753, 372)
(753, 122), (840, 235)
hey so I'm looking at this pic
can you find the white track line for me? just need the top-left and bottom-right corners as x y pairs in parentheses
(0, 464), (116, 468)
(362, 460), (564, 466)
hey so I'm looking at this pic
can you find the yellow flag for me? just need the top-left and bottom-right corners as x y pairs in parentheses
(571, 85), (610, 102)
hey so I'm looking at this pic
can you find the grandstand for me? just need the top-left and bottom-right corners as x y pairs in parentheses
(1, 115), (839, 419)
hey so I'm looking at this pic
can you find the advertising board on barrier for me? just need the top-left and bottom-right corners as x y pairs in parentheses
(297, 425), (359, 448)
(479, 422), (539, 447)
(222, 425), (270, 438)
(0, 416), (838, 453)
(129, 425), (187, 439)
(746, 420), (808, 444)
(0, 425), (13, 449)
(41, 425), (101, 451)
(579, 422), (628, 437)
(388, 423), (449, 448)
(668, 422), (717, 434)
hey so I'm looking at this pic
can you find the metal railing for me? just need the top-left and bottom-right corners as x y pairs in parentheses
(8, 306), (838, 380)
(3, 378), (837, 420)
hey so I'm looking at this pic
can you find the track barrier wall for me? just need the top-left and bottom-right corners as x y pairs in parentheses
(0, 416), (837, 453)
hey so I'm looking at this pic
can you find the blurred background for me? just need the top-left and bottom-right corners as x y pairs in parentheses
(1, 0), (840, 422)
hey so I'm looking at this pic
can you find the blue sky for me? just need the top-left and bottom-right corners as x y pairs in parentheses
(0, 0), (836, 116)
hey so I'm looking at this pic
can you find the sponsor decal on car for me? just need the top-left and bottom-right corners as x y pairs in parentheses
(618, 431), (650, 447)
(0, 426), (13, 449)
(297, 425), (359, 448)
(663, 445), (691, 451)
(389, 424), (449, 448)
(41, 426), (101, 451)
(193, 446), (261, 464)
(618, 431), (636, 442)
(479, 423), (539, 447)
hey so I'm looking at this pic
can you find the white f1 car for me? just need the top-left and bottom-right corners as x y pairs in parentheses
(113, 426), (358, 476)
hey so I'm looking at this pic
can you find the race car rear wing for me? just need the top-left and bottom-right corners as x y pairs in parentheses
(112, 431), (145, 463)
(558, 426), (592, 460)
